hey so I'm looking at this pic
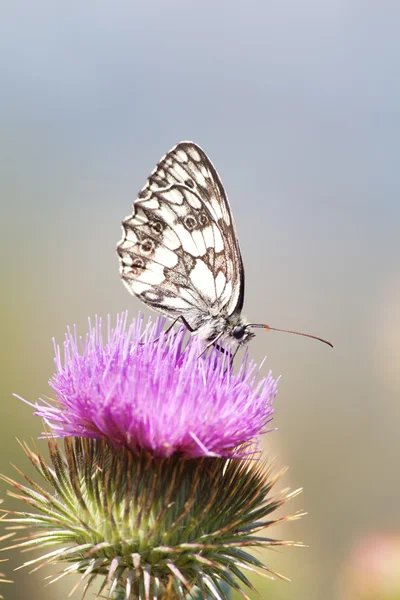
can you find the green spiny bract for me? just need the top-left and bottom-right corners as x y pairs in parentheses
(1, 437), (302, 599)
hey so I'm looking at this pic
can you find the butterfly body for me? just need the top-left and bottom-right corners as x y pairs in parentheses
(187, 313), (254, 346)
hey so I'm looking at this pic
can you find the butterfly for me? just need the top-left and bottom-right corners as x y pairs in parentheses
(117, 141), (332, 355)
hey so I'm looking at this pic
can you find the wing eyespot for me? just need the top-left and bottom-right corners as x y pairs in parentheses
(184, 215), (197, 231)
(198, 213), (208, 226)
(129, 257), (147, 276)
(132, 257), (145, 269)
(141, 239), (155, 254)
(150, 221), (163, 235)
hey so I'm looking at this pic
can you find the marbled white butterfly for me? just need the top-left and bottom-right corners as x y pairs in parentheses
(117, 142), (332, 354)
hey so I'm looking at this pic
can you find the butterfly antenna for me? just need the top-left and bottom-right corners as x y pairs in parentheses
(249, 324), (333, 348)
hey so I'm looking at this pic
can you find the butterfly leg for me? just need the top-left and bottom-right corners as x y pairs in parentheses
(213, 342), (239, 369)
(197, 332), (225, 359)
(214, 342), (229, 355)
(180, 316), (195, 333)
(229, 345), (239, 368)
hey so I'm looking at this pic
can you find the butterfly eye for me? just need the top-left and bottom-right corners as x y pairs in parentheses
(184, 215), (197, 231)
(232, 325), (246, 340)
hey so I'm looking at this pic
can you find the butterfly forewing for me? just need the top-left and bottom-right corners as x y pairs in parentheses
(117, 142), (244, 332)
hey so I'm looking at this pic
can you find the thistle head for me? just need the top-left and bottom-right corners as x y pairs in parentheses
(33, 313), (278, 458)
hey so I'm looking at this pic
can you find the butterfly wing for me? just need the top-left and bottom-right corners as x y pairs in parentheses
(117, 141), (244, 331)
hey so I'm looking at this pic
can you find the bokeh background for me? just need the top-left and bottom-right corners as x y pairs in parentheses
(1, 2), (400, 599)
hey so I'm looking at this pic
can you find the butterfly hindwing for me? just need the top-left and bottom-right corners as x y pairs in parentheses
(117, 142), (244, 332)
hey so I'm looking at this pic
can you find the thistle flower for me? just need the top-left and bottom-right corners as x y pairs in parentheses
(1, 437), (302, 599)
(31, 314), (278, 458)
(2, 313), (302, 599)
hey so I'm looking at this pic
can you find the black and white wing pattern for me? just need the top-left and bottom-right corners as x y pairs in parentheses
(117, 142), (244, 336)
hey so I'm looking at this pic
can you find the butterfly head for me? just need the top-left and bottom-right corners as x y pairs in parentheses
(229, 322), (255, 345)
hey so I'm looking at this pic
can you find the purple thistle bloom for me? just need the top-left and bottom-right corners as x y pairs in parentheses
(32, 313), (278, 458)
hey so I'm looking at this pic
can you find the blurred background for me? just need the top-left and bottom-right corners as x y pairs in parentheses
(1, 2), (399, 599)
